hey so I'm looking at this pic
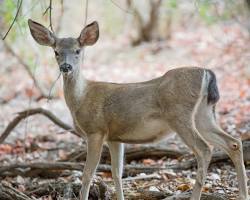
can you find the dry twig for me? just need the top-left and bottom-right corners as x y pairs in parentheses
(54, 0), (64, 33)
(0, 161), (168, 178)
(43, 0), (54, 33)
(163, 191), (227, 200)
(0, 183), (35, 200)
(62, 144), (187, 163)
(172, 140), (250, 170)
(25, 178), (112, 199)
(2, 0), (23, 40)
(0, 108), (79, 144)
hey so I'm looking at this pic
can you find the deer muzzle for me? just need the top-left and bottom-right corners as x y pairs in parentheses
(60, 63), (73, 73)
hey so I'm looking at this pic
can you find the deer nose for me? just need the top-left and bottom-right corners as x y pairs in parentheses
(60, 63), (72, 73)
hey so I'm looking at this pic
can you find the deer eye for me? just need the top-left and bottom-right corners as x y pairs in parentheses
(76, 49), (81, 54)
(54, 51), (59, 56)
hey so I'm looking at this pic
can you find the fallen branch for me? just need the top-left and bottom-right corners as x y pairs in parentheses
(126, 145), (186, 161)
(0, 183), (35, 200)
(171, 140), (250, 170)
(25, 178), (112, 200)
(122, 173), (161, 182)
(0, 162), (102, 178)
(0, 161), (168, 178)
(0, 108), (80, 143)
(64, 144), (187, 163)
(62, 140), (250, 169)
(129, 189), (171, 200)
(4, 159), (243, 179)
(163, 191), (228, 200)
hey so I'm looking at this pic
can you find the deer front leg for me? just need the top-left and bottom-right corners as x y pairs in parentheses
(107, 141), (124, 200)
(80, 133), (104, 200)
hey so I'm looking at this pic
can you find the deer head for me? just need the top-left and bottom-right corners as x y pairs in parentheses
(28, 19), (99, 77)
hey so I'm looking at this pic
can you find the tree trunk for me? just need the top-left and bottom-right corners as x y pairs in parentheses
(126, 0), (164, 45)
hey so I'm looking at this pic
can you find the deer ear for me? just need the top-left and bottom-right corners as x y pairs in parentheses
(28, 19), (56, 47)
(78, 21), (99, 47)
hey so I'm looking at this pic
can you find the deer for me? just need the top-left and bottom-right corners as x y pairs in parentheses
(28, 19), (249, 200)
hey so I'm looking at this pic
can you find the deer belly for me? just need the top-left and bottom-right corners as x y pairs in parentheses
(108, 119), (173, 144)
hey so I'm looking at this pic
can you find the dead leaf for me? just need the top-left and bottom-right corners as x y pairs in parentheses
(177, 183), (191, 191)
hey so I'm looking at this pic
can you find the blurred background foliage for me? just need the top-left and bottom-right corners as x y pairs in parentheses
(0, 0), (249, 96)
(1, 0), (249, 43)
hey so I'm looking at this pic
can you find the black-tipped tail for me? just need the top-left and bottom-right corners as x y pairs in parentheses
(207, 69), (220, 105)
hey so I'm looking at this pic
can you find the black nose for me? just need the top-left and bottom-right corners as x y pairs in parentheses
(60, 63), (72, 73)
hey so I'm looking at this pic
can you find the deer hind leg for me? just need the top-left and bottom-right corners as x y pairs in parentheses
(107, 141), (124, 200)
(80, 133), (104, 200)
(175, 126), (212, 200)
(207, 130), (248, 200)
(196, 105), (249, 200)
(168, 109), (212, 200)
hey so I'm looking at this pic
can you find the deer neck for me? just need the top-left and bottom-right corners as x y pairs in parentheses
(63, 67), (87, 113)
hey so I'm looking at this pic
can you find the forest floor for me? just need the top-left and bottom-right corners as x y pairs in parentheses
(0, 19), (250, 200)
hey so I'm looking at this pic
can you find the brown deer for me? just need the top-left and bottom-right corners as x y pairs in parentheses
(28, 19), (249, 200)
